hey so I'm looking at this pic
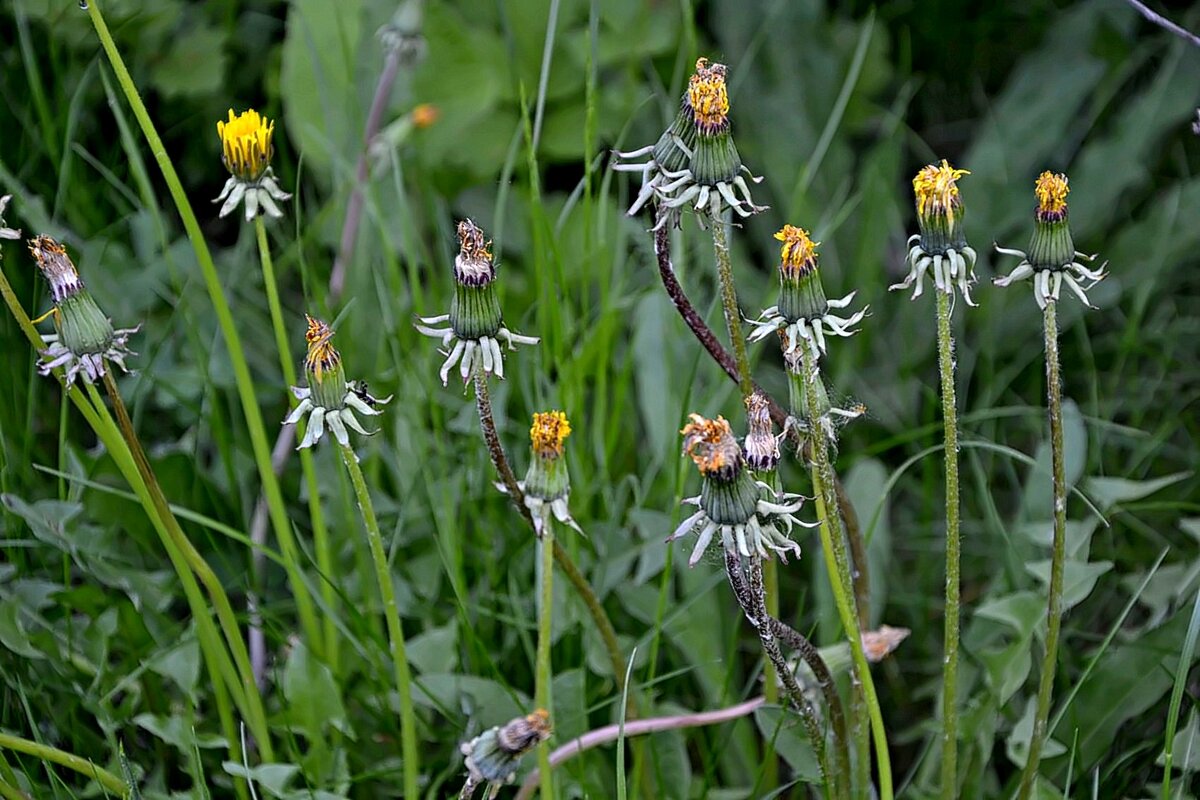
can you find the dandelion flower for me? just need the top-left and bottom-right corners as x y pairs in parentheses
(518, 411), (582, 536)
(892, 160), (979, 304)
(214, 108), (292, 221)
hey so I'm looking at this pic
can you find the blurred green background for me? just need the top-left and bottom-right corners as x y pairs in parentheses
(1, 0), (1198, 797)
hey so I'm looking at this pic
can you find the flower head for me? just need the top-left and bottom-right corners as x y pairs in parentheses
(743, 392), (780, 474)
(29, 235), (139, 386)
(460, 710), (552, 799)
(1034, 170), (1069, 222)
(519, 410), (581, 536)
(284, 315), (391, 451)
(892, 159), (978, 304)
(687, 58), (729, 135)
(668, 413), (813, 566)
(748, 225), (867, 357)
(214, 108), (291, 221)
(0, 195), (20, 241)
(613, 58), (764, 225)
(994, 170), (1106, 309)
(782, 343), (864, 447)
(411, 103), (439, 129)
(415, 219), (539, 386)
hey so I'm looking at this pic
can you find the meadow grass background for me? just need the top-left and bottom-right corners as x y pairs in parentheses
(1, 0), (1199, 797)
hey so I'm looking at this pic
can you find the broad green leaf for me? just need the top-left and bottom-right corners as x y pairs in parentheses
(1082, 471), (1190, 511)
(843, 458), (890, 627)
(755, 706), (821, 784)
(974, 591), (1043, 640)
(134, 713), (227, 752)
(1024, 559), (1113, 612)
(221, 763), (300, 798)
(281, 640), (348, 738)
(1007, 696), (1067, 769)
(979, 638), (1033, 706)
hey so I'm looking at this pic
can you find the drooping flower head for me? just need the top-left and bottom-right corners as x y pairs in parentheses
(995, 170), (1105, 309)
(669, 413), (811, 566)
(214, 108), (292, 221)
(28, 235), (139, 386)
(781, 339), (865, 447)
(893, 159), (978, 303)
(743, 392), (780, 474)
(748, 225), (866, 357)
(284, 315), (391, 450)
(415, 219), (539, 386)
(460, 710), (552, 799)
(521, 410), (581, 536)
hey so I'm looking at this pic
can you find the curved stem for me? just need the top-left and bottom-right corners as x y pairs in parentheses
(471, 366), (629, 700)
(800, 346), (893, 800)
(1016, 301), (1066, 800)
(936, 290), (962, 799)
(99, 373), (274, 761)
(339, 444), (419, 799)
(253, 219), (339, 672)
(0, 733), (126, 797)
(535, 528), (555, 799)
(725, 549), (836, 799)
(709, 212), (753, 401)
(84, 0), (323, 660)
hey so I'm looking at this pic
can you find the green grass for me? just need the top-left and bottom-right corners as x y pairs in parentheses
(1, 0), (1199, 798)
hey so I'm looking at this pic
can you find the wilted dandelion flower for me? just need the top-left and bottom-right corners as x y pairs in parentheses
(517, 411), (583, 536)
(743, 392), (780, 475)
(782, 342), (864, 446)
(459, 709), (552, 799)
(0, 195), (19, 241)
(892, 160), (979, 304)
(667, 414), (812, 566)
(747, 225), (867, 357)
(214, 108), (292, 221)
(415, 219), (539, 386)
(613, 58), (764, 225)
(994, 171), (1107, 309)
(283, 315), (391, 451)
(29, 235), (139, 386)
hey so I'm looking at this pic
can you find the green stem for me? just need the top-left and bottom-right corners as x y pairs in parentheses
(339, 444), (419, 799)
(936, 290), (962, 800)
(254, 218), (339, 672)
(99, 372), (274, 762)
(801, 346), (893, 800)
(471, 366), (630, 702)
(0, 263), (251, 792)
(710, 213), (753, 401)
(1016, 301), (1066, 800)
(762, 553), (780, 792)
(84, 0), (323, 660)
(0, 733), (126, 797)
(536, 527), (555, 800)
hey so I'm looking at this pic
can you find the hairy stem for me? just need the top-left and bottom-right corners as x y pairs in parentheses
(85, 0), (323, 659)
(536, 528), (555, 800)
(339, 444), (419, 799)
(709, 212), (753, 401)
(801, 346), (893, 800)
(253, 219), (339, 672)
(731, 551), (838, 800)
(936, 290), (962, 799)
(1016, 300), (1066, 800)
(471, 366), (630, 701)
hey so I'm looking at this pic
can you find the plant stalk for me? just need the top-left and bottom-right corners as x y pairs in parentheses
(1016, 300), (1067, 800)
(84, 0), (323, 659)
(709, 211), (753, 401)
(935, 289), (963, 799)
(471, 365), (630, 701)
(536, 527), (555, 800)
(253, 218), (339, 671)
(339, 443), (419, 798)
(0, 733), (126, 797)
(800, 346), (893, 800)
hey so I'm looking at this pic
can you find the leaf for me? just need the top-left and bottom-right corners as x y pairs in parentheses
(134, 713), (227, 753)
(974, 591), (1044, 640)
(1082, 471), (1190, 510)
(407, 620), (458, 675)
(1007, 696), (1067, 769)
(281, 640), (348, 738)
(843, 458), (890, 627)
(221, 763), (300, 799)
(1024, 559), (1113, 612)
(1019, 400), (1086, 521)
(146, 637), (201, 699)
(150, 17), (229, 98)
(0, 602), (44, 659)
(755, 706), (822, 784)
(1158, 710), (1200, 773)
(980, 638), (1033, 706)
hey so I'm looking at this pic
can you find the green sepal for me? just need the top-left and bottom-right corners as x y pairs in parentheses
(451, 282), (503, 340)
(690, 129), (742, 186)
(779, 270), (828, 323)
(653, 104), (696, 174)
(524, 453), (570, 502)
(701, 467), (759, 526)
(1028, 215), (1075, 269)
(918, 207), (968, 255)
(310, 360), (348, 410)
(56, 291), (114, 355)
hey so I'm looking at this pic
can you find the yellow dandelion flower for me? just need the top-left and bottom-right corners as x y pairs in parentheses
(774, 224), (820, 278)
(681, 413), (739, 476)
(687, 58), (730, 134)
(218, 108), (275, 181)
(913, 160), (969, 223)
(1034, 170), (1069, 219)
(530, 411), (571, 459)
(303, 315), (340, 383)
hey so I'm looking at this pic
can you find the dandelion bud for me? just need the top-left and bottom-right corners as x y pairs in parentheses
(29, 235), (138, 385)
(214, 108), (292, 221)
(303, 316), (348, 409)
(521, 411), (581, 536)
(460, 710), (551, 795)
(1028, 171), (1074, 269)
